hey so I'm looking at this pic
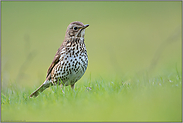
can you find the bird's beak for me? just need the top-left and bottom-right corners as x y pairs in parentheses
(83, 24), (89, 29)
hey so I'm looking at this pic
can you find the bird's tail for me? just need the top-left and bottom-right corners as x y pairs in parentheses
(30, 80), (52, 98)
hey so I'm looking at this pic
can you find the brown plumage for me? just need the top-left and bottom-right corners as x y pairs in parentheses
(30, 21), (89, 97)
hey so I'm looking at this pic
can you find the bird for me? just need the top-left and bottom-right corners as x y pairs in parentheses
(30, 21), (89, 97)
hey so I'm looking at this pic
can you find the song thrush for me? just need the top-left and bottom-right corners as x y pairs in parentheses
(30, 21), (89, 97)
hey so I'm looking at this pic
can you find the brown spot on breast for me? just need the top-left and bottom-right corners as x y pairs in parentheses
(76, 45), (78, 50)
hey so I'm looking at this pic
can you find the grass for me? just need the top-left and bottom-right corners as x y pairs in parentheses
(1, 71), (182, 122)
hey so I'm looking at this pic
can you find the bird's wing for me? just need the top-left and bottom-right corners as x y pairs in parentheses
(46, 44), (64, 79)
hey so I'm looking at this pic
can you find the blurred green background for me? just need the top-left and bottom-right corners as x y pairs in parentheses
(1, 1), (182, 122)
(2, 1), (181, 88)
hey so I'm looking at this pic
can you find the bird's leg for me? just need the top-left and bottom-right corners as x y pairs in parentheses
(71, 84), (75, 90)
(60, 84), (65, 94)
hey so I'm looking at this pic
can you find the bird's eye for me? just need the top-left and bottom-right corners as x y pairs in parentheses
(73, 27), (78, 31)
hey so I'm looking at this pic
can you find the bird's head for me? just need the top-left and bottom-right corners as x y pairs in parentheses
(65, 21), (89, 39)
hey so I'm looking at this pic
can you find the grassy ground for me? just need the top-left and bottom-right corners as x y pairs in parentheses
(1, 71), (182, 122)
(1, 1), (182, 122)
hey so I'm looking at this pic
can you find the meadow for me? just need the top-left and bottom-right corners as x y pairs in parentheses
(1, 1), (182, 122)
